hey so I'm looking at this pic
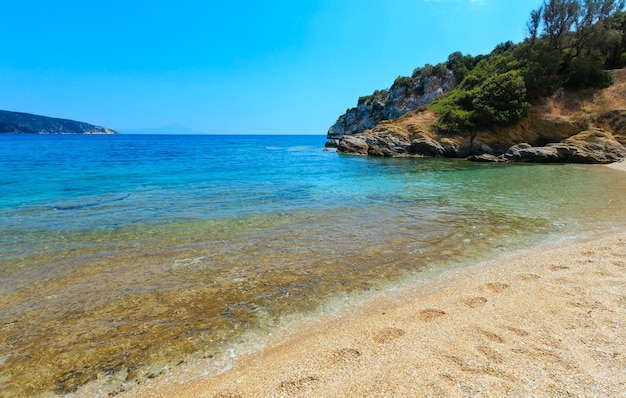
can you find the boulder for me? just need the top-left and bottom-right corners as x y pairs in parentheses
(549, 129), (626, 163)
(409, 136), (445, 157)
(501, 130), (626, 164)
(337, 135), (369, 155)
(503, 143), (561, 162)
(365, 132), (411, 157)
(440, 137), (470, 157)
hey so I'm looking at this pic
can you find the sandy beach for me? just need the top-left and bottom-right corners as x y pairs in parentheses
(105, 223), (626, 397)
(77, 161), (626, 398)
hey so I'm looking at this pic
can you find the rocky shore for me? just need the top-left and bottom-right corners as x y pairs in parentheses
(329, 69), (626, 164)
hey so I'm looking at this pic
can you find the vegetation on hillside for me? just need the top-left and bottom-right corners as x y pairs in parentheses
(0, 110), (118, 134)
(428, 0), (626, 135)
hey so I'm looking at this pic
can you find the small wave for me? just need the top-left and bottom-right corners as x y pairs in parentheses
(51, 193), (131, 211)
(287, 145), (314, 151)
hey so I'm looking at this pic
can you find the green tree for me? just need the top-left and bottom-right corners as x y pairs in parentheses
(541, 0), (581, 51)
(446, 51), (477, 82)
(514, 41), (563, 101)
(566, 55), (615, 87)
(473, 71), (531, 126)
(527, 0), (625, 87)
(527, 6), (544, 42)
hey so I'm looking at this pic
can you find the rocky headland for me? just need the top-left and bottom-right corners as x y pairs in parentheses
(0, 110), (118, 134)
(327, 71), (457, 141)
(328, 69), (626, 164)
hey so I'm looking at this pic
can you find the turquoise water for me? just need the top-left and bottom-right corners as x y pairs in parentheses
(1, 134), (625, 396)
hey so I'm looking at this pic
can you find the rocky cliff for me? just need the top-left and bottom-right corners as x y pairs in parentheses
(0, 110), (119, 134)
(327, 71), (457, 141)
(334, 69), (626, 164)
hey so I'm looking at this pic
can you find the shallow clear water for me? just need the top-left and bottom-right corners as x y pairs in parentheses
(1, 134), (625, 396)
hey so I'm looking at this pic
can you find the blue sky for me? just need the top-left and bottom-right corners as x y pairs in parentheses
(0, 0), (542, 134)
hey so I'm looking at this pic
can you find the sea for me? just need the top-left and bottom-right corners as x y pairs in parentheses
(1, 134), (625, 396)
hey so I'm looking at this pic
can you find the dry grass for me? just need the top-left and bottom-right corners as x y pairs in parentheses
(533, 69), (626, 121)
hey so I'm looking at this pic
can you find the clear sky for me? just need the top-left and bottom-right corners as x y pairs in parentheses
(0, 0), (542, 134)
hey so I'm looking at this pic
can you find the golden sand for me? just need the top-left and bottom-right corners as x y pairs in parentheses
(102, 226), (626, 398)
(606, 159), (626, 172)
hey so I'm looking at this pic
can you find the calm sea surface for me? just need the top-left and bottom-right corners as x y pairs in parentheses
(1, 134), (625, 396)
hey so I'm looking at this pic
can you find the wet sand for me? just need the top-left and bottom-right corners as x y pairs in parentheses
(102, 226), (626, 398)
(607, 159), (626, 172)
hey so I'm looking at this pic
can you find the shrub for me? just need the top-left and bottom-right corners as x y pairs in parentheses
(473, 70), (531, 126)
(458, 52), (520, 91)
(446, 51), (470, 82)
(358, 89), (388, 105)
(430, 89), (479, 133)
(432, 63), (448, 78)
(392, 76), (413, 89)
(565, 55), (615, 89)
(445, 51), (484, 83)
(419, 64), (434, 77)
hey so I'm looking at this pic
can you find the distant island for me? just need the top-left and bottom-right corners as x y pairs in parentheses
(0, 110), (119, 134)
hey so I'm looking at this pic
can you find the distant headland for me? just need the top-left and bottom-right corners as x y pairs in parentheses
(0, 110), (118, 134)
(328, 1), (626, 164)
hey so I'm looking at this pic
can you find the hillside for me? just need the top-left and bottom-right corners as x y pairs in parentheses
(0, 110), (118, 134)
(336, 69), (626, 163)
(533, 68), (626, 145)
(331, 1), (626, 164)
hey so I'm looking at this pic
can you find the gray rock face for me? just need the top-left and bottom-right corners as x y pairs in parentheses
(327, 72), (457, 139)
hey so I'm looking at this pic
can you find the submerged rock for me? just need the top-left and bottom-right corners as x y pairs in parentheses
(466, 154), (505, 162)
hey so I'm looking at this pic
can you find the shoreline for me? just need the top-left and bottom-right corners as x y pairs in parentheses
(606, 158), (626, 172)
(66, 160), (626, 397)
(105, 227), (626, 398)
